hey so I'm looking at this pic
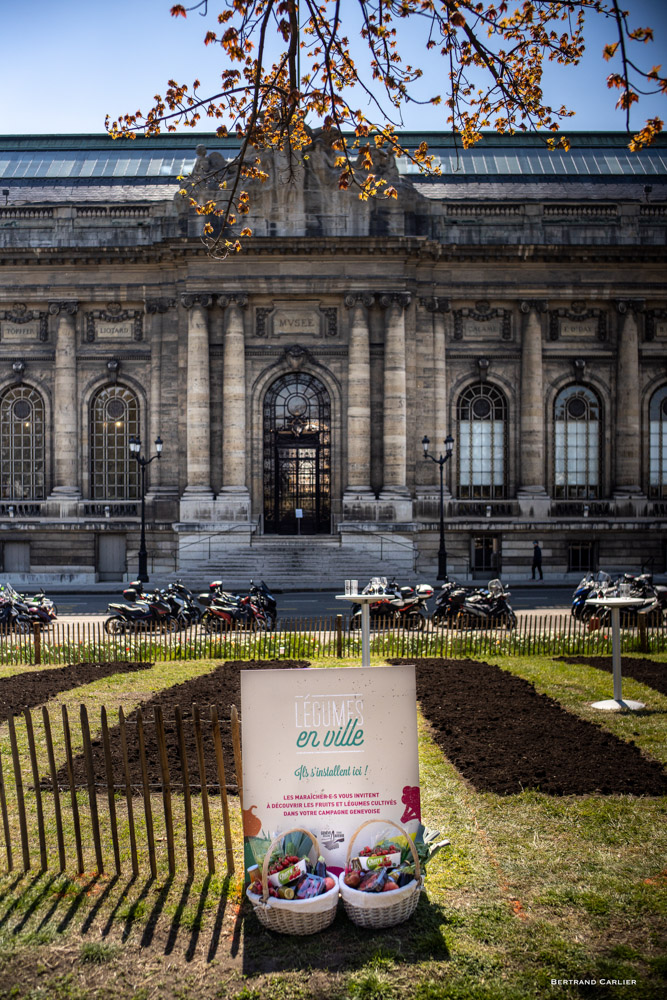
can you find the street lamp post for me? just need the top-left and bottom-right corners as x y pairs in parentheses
(129, 434), (163, 583)
(422, 433), (454, 581)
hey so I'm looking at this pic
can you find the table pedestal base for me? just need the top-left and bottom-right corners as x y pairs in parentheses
(591, 698), (646, 712)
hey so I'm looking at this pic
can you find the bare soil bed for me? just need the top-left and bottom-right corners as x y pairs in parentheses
(49, 660), (308, 794)
(0, 661), (152, 720)
(556, 655), (667, 697)
(390, 657), (667, 796)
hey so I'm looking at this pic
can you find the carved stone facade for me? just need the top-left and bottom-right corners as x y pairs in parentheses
(0, 131), (666, 585)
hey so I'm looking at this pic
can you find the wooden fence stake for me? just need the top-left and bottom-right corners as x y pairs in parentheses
(42, 708), (65, 873)
(101, 707), (121, 876)
(0, 729), (13, 871)
(23, 708), (47, 871)
(62, 706), (84, 874)
(335, 615), (343, 658)
(118, 707), (139, 877)
(192, 704), (215, 875)
(33, 623), (41, 666)
(174, 705), (194, 879)
(136, 708), (157, 879)
(154, 705), (175, 877)
(7, 713), (30, 871)
(80, 704), (104, 874)
(209, 705), (234, 874)
(230, 705), (243, 816)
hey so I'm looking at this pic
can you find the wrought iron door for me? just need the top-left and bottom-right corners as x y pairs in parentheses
(263, 373), (331, 534)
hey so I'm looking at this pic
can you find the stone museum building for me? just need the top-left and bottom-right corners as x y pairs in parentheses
(0, 130), (665, 586)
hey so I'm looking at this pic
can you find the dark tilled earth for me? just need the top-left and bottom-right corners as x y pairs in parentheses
(0, 660), (152, 719)
(37, 656), (667, 798)
(48, 660), (308, 794)
(556, 655), (667, 697)
(389, 657), (667, 796)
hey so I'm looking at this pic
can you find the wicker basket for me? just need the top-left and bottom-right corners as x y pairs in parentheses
(245, 826), (340, 935)
(339, 819), (423, 929)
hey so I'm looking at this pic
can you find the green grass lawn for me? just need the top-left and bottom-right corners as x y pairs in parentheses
(0, 654), (664, 1000)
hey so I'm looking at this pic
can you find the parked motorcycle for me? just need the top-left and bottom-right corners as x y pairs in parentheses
(104, 589), (179, 634)
(202, 579), (278, 630)
(350, 577), (434, 631)
(455, 579), (517, 630)
(200, 589), (272, 632)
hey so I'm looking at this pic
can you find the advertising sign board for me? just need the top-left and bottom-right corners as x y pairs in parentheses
(241, 665), (420, 873)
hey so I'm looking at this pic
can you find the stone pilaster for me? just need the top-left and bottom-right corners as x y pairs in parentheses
(518, 301), (549, 513)
(614, 301), (645, 498)
(379, 294), (411, 508)
(47, 301), (80, 502)
(419, 296), (451, 497)
(219, 294), (251, 515)
(181, 294), (214, 501)
(344, 293), (374, 495)
(145, 298), (176, 498)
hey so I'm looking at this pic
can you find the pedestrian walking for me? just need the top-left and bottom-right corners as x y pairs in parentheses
(532, 541), (543, 580)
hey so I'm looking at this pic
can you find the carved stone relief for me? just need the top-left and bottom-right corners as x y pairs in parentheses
(0, 303), (48, 342)
(86, 303), (143, 342)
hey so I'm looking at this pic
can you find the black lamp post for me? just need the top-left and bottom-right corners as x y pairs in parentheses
(422, 433), (454, 581)
(129, 434), (163, 582)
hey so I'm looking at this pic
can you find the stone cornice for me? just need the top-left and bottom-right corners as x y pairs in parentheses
(0, 239), (666, 269)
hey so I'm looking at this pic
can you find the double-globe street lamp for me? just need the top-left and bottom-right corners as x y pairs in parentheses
(129, 434), (163, 583)
(422, 434), (455, 581)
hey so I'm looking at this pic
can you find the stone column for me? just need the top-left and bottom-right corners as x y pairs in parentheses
(47, 301), (80, 500)
(144, 298), (175, 496)
(344, 293), (374, 494)
(614, 301), (644, 496)
(181, 294), (214, 498)
(380, 294), (411, 498)
(220, 294), (250, 499)
(518, 301), (548, 502)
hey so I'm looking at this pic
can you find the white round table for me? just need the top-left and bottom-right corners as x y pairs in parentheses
(584, 597), (646, 711)
(335, 593), (379, 667)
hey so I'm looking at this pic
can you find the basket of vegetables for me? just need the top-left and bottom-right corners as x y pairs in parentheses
(340, 819), (447, 929)
(246, 827), (340, 935)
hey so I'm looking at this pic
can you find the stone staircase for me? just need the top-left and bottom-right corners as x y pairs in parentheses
(175, 531), (420, 589)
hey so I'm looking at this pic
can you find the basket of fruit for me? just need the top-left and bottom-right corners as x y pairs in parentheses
(339, 819), (423, 929)
(246, 827), (340, 935)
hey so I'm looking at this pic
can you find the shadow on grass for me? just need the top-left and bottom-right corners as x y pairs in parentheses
(239, 895), (451, 976)
(205, 874), (231, 963)
(0, 873), (45, 931)
(164, 876), (192, 955)
(12, 874), (58, 936)
(80, 874), (119, 935)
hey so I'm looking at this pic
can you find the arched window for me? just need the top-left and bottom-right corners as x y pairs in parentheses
(553, 385), (601, 499)
(649, 385), (667, 498)
(0, 386), (45, 500)
(457, 383), (507, 499)
(263, 372), (331, 533)
(90, 385), (140, 499)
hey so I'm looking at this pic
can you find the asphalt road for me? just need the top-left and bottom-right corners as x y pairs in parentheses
(43, 583), (573, 619)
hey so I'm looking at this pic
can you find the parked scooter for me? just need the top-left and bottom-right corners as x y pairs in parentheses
(456, 579), (517, 630)
(0, 583), (56, 630)
(350, 577), (434, 631)
(431, 579), (475, 626)
(0, 588), (32, 633)
(104, 589), (179, 634)
(571, 571), (611, 621)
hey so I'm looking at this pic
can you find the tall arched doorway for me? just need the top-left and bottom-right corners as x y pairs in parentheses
(263, 373), (331, 534)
